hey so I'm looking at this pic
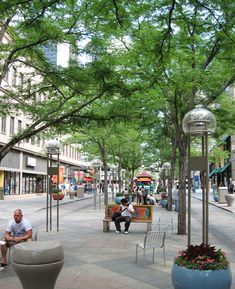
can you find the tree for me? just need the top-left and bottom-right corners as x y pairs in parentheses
(1, 1), (235, 236)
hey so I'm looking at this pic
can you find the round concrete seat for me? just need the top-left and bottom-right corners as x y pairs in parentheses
(13, 241), (64, 265)
(12, 241), (64, 289)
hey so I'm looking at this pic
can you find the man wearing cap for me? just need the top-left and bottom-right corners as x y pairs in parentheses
(114, 198), (135, 234)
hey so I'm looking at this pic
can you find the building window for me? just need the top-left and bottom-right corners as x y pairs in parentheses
(18, 120), (22, 133)
(31, 135), (36, 145)
(36, 136), (40, 146)
(4, 70), (9, 82)
(20, 73), (24, 86)
(25, 124), (30, 143)
(10, 116), (15, 135)
(13, 67), (17, 86)
(1, 113), (6, 134)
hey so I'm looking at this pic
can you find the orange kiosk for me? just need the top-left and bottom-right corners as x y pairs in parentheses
(136, 172), (153, 190)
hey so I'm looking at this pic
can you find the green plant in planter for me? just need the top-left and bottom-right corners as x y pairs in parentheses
(172, 243), (232, 289)
(51, 188), (63, 195)
(115, 192), (124, 197)
(174, 243), (229, 271)
(51, 187), (65, 200)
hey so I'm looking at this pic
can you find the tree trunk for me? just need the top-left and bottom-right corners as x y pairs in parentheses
(103, 163), (108, 205)
(118, 164), (122, 193)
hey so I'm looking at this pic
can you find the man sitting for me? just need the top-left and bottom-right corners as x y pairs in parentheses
(1, 209), (32, 266)
(114, 198), (135, 234)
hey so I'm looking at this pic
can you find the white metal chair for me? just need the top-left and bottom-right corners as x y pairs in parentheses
(135, 231), (166, 266)
(154, 216), (174, 238)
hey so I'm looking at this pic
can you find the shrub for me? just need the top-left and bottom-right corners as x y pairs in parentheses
(174, 243), (229, 270)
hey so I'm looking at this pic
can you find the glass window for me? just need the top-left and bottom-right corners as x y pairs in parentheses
(10, 116), (15, 136)
(4, 70), (9, 82)
(18, 120), (22, 133)
(20, 73), (24, 86)
(26, 124), (30, 143)
(31, 135), (36, 145)
(13, 67), (17, 86)
(1, 113), (6, 133)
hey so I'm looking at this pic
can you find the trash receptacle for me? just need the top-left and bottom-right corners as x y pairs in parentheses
(0, 187), (4, 200)
(77, 185), (85, 198)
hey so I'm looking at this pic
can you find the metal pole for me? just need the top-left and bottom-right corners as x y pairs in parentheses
(46, 153), (49, 232)
(202, 136), (206, 244)
(94, 167), (97, 210)
(112, 169), (115, 202)
(188, 136), (191, 246)
(205, 132), (209, 245)
(99, 165), (101, 210)
(94, 187), (97, 210)
(57, 153), (60, 232)
(49, 154), (52, 231)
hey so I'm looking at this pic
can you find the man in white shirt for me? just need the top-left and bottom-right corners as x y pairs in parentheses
(115, 198), (135, 234)
(0, 209), (32, 266)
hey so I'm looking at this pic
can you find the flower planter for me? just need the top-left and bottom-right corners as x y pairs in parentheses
(213, 193), (219, 202)
(225, 194), (235, 207)
(171, 264), (232, 289)
(115, 196), (124, 204)
(159, 199), (168, 208)
(52, 194), (65, 201)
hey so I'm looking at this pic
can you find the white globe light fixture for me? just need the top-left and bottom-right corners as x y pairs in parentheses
(182, 107), (216, 135)
(45, 139), (61, 154)
(162, 162), (171, 170)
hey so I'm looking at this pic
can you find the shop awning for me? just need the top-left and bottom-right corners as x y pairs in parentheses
(218, 162), (231, 173)
(137, 177), (151, 181)
(208, 168), (219, 178)
(84, 177), (93, 182)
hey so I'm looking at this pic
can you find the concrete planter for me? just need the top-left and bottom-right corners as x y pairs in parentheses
(68, 191), (75, 199)
(218, 187), (228, 204)
(172, 264), (232, 289)
(76, 186), (85, 198)
(225, 194), (235, 207)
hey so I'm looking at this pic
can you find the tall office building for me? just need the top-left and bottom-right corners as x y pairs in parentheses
(41, 42), (58, 65)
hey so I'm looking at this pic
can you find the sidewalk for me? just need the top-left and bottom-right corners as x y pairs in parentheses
(192, 189), (235, 213)
(0, 193), (234, 289)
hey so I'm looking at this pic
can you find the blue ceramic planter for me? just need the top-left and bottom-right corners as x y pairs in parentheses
(159, 199), (168, 208)
(213, 193), (219, 202)
(115, 196), (124, 204)
(172, 264), (232, 289)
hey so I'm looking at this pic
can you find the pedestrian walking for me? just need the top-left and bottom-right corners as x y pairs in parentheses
(172, 183), (179, 212)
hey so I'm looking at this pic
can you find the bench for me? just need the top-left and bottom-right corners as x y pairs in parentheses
(103, 204), (153, 232)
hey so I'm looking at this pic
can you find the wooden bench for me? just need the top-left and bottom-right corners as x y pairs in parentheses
(103, 204), (153, 232)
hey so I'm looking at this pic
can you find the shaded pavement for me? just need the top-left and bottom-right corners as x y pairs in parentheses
(0, 192), (234, 289)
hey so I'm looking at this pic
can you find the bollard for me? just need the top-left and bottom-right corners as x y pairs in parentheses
(12, 241), (64, 289)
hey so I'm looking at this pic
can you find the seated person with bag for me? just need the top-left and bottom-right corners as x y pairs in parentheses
(0, 209), (32, 266)
(114, 198), (134, 234)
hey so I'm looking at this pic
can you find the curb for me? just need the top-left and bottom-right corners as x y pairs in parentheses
(191, 195), (234, 214)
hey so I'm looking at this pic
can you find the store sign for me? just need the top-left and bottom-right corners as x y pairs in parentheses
(26, 157), (36, 167)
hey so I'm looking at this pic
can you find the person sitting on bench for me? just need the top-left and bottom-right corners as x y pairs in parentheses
(115, 198), (135, 234)
(0, 209), (32, 266)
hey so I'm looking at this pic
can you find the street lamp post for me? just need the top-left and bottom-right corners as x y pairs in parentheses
(110, 165), (117, 202)
(182, 107), (216, 245)
(162, 162), (172, 211)
(45, 139), (61, 232)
